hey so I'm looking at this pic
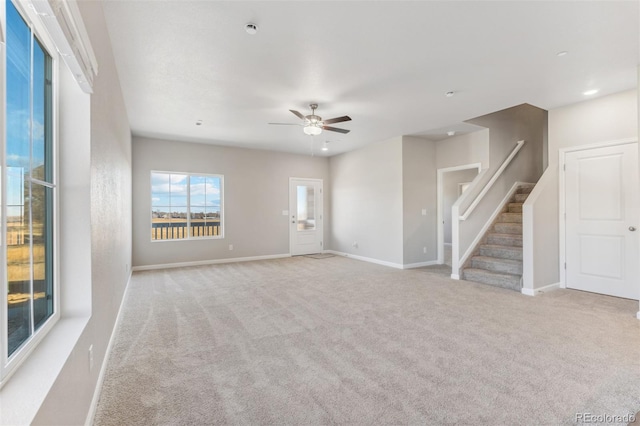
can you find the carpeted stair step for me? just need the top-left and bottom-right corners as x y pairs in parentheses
(517, 186), (534, 194)
(486, 233), (523, 247)
(508, 203), (523, 213)
(499, 212), (523, 223)
(471, 255), (523, 275)
(460, 184), (532, 292)
(463, 268), (521, 291)
(494, 222), (522, 234)
(479, 244), (523, 261)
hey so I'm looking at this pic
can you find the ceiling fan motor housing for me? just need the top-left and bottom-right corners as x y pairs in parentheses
(306, 114), (322, 125)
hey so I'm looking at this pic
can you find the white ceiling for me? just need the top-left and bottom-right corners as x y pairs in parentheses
(102, 1), (639, 156)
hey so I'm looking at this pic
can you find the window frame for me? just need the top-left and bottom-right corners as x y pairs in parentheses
(0, 0), (60, 386)
(150, 170), (224, 242)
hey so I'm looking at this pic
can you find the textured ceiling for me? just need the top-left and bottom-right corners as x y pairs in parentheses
(102, 1), (639, 156)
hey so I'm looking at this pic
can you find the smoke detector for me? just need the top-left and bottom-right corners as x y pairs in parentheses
(245, 23), (258, 35)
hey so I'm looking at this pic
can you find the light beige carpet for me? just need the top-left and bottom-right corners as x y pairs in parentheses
(94, 256), (640, 425)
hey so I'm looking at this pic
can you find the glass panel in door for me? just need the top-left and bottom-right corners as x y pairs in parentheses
(296, 185), (316, 231)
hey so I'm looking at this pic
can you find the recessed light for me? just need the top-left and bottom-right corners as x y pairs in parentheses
(245, 23), (258, 35)
(556, 51), (568, 57)
(583, 89), (599, 96)
(445, 91), (455, 98)
(447, 131), (456, 136)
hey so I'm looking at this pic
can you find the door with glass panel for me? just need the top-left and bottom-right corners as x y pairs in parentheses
(289, 178), (323, 255)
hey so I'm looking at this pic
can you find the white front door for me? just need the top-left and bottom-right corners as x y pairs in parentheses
(565, 142), (639, 300)
(290, 178), (323, 256)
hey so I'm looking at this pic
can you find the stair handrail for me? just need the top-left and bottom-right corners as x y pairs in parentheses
(459, 140), (525, 221)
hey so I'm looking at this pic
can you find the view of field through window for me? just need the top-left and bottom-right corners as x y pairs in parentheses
(151, 172), (222, 240)
(5, 0), (55, 357)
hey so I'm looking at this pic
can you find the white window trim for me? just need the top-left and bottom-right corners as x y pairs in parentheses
(0, 0), (61, 388)
(150, 170), (225, 242)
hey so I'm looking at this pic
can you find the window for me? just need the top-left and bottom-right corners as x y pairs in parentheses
(151, 172), (223, 241)
(3, 0), (57, 368)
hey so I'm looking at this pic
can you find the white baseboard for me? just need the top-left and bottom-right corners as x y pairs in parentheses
(521, 282), (561, 296)
(403, 260), (439, 269)
(85, 269), (133, 426)
(636, 310), (640, 321)
(133, 252), (438, 273)
(131, 253), (291, 272)
(325, 250), (404, 269)
(451, 274), (460, 280)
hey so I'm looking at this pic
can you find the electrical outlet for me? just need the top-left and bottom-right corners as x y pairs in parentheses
(421, 209), (427, 216)
(228, 244), (233, 251)
(352, 242), (358, 248)
(423, 247), (427, 254)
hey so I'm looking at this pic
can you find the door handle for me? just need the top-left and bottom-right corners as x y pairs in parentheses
(629, 226), (637, 232)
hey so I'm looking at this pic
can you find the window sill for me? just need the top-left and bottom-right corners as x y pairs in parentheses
(0, 315), (90, 425)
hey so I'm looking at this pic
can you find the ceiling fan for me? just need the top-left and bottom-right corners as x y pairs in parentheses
(269, 104), (351, 136)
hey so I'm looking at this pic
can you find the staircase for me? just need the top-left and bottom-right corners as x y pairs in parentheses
(462, 184), (534, 291)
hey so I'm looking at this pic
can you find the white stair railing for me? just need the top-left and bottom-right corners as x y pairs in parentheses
(459, 140), (525, 220)
(451, 140), (526, 279)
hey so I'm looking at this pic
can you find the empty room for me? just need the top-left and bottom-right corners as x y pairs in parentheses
(0, 1), (639, 425)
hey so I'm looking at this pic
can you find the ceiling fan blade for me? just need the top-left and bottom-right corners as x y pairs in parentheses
(323, 115), (351, 125)
(322, 126), (350, 134)
(268, 122), (302, 126)
(289, 110), (305, 120)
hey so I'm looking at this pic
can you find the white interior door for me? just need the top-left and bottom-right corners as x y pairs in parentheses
(565, 142), (639, 300)
(290, 178), (323, 256)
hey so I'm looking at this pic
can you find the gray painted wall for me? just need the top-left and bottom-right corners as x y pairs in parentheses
(329, 135), (439, 267)
(132, 137), (330, 267)
(330, 137), (404, 265)
(436, 129), (490, 170)
(330, 132), (490, 267)
(465, 103), (547, 199)
(33, 2), (133, 424)
(549, 90), (637, 156)
(402, 136), (436, 265)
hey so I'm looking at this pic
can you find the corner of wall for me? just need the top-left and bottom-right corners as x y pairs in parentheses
(401, 137), (437, 265)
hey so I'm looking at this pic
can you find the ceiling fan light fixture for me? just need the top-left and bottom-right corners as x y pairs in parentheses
(303, 125), (322, 136)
